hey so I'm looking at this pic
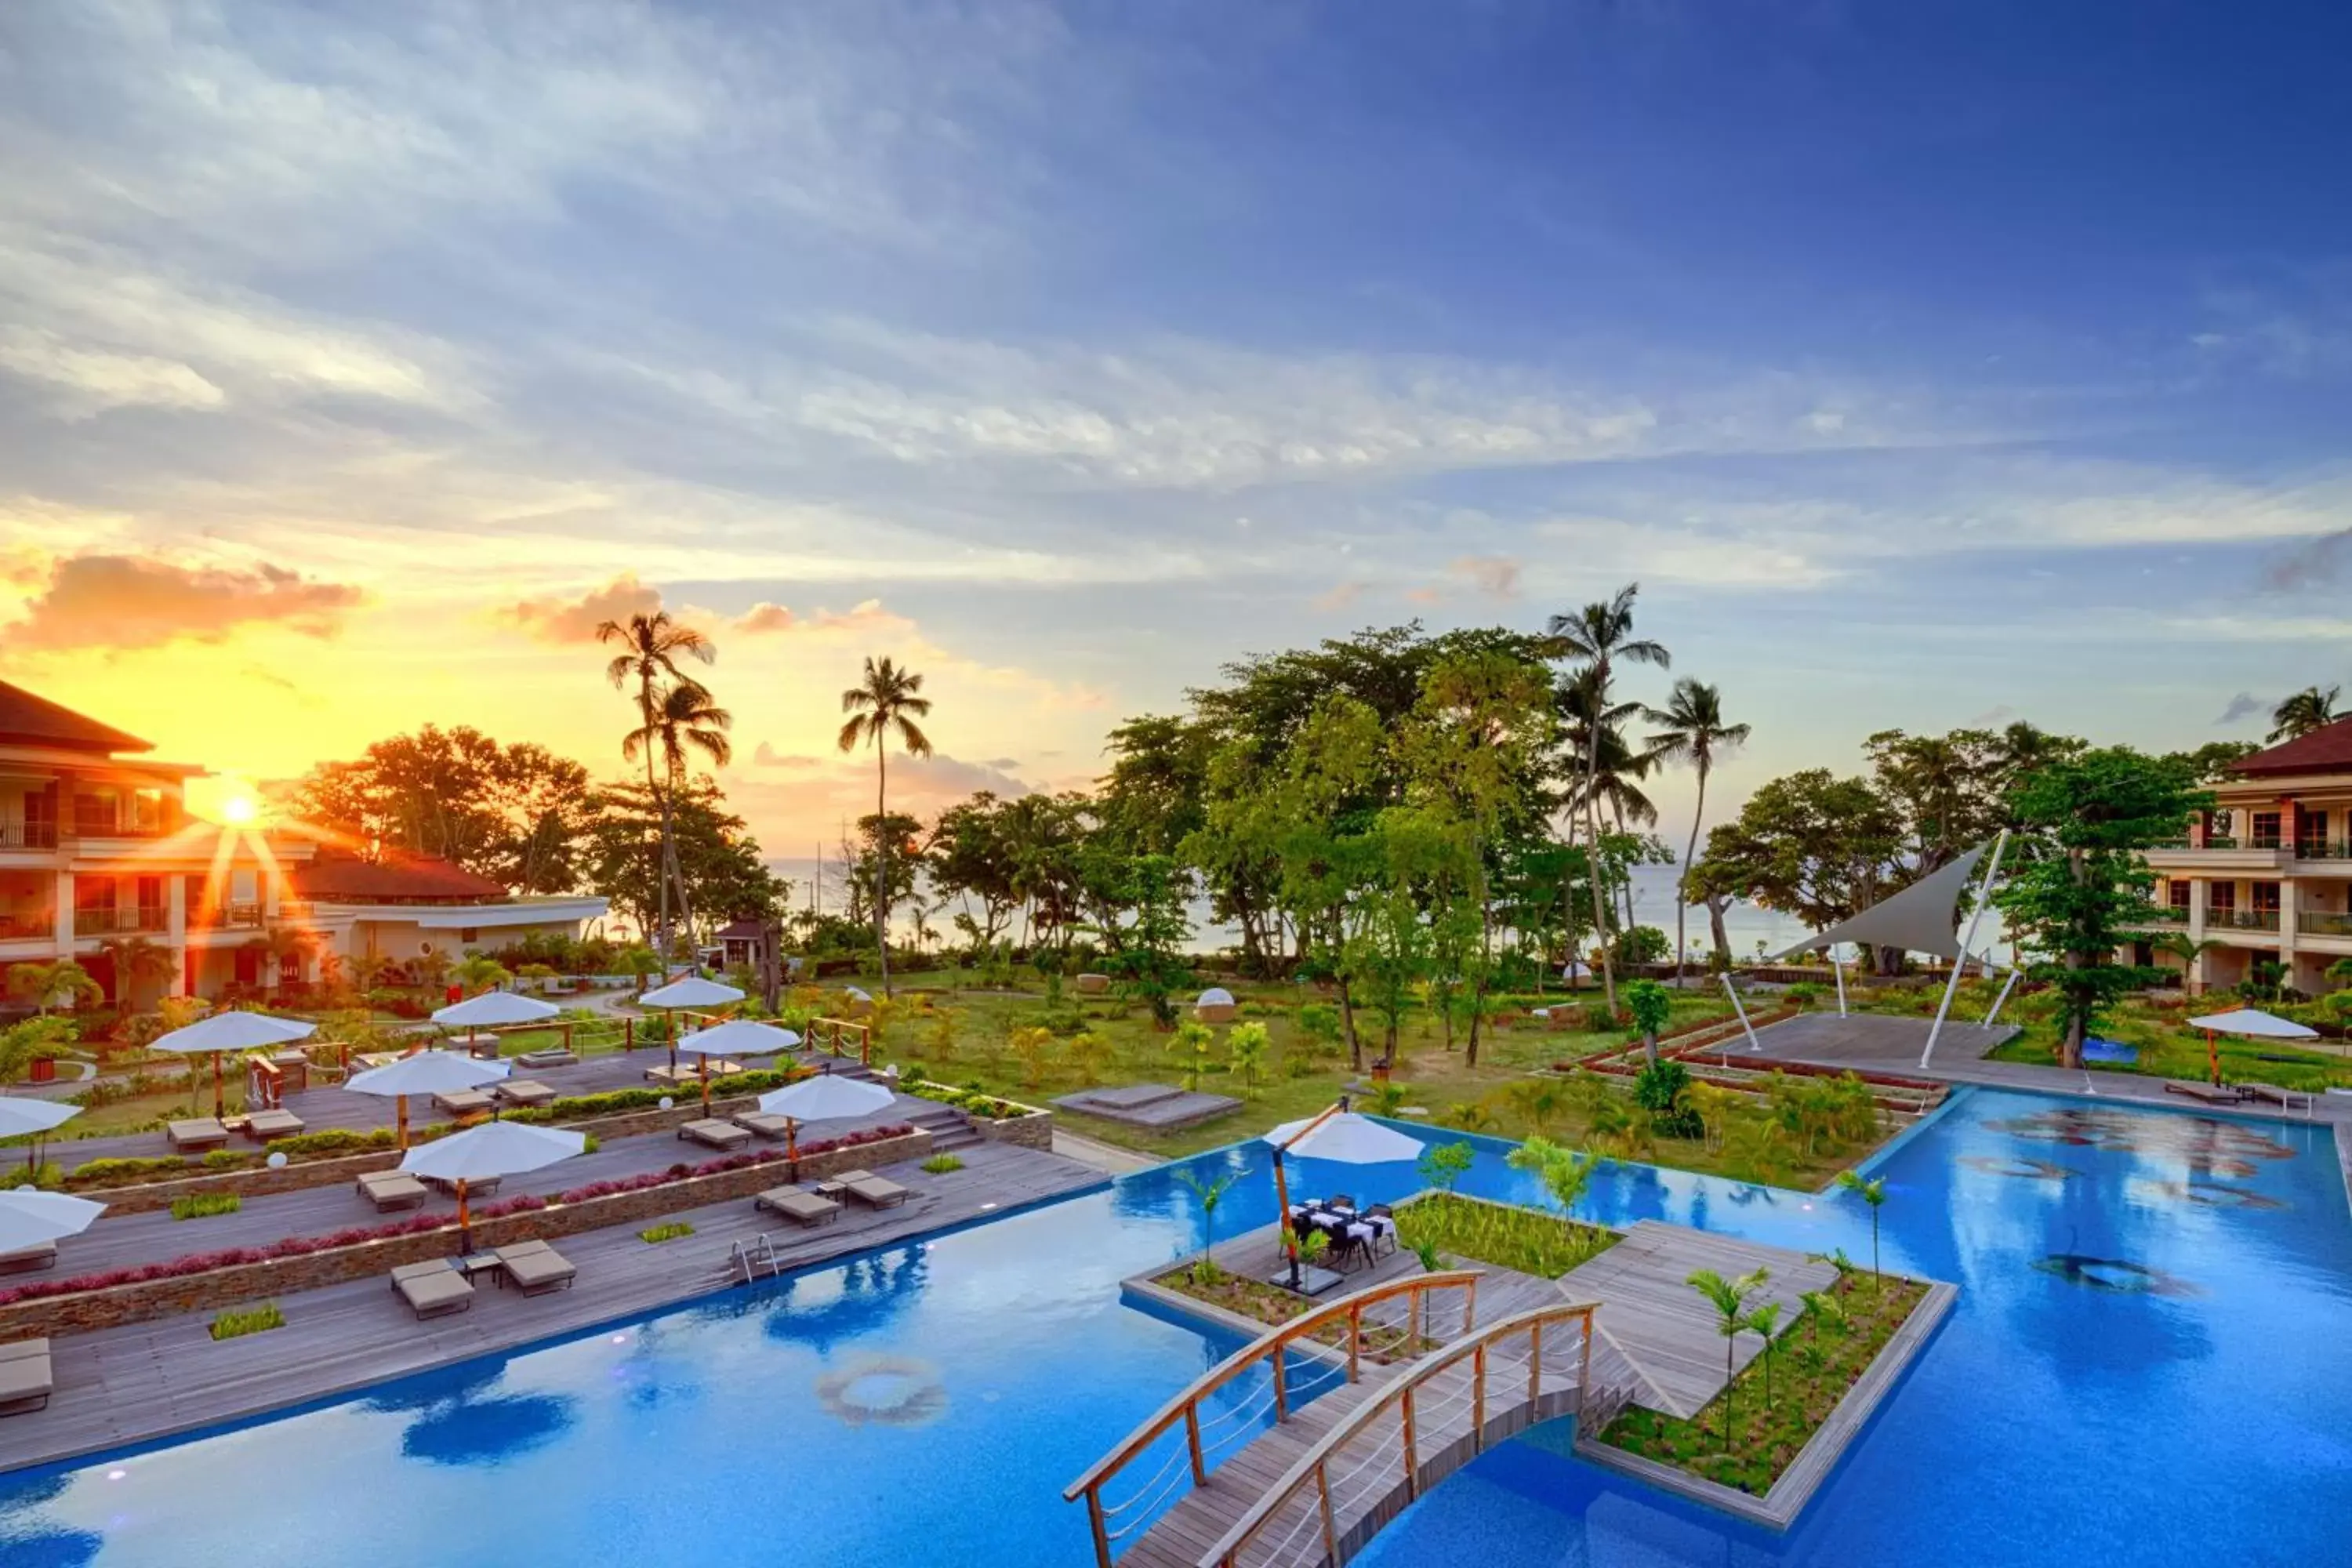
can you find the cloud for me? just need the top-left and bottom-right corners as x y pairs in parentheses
(498, 573), (665, 645)
(0, 328), (225, 419)
(2, 553), (363, 651)
(751, 742), (824, 770)
(1313, 581), (1366, 612)
(732, 602), (797, 633)
(2263, 529), (2352, 591)
(1448, 555), (1521, 599)
(2214, 691), (2266, 725)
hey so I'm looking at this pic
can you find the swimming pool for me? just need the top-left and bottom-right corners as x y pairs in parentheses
(2, 1089), (2346, 1566)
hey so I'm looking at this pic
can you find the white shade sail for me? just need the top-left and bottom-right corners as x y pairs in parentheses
(0, 1189), (105, 1253)
(1771, 843), (1991, 962)
(1264, 1112), (1424, 1165)
(347, 1050), (512, 1096)
(149, 1011), (317, 1055)
(758, 1073), (895, 1122)
(432, 992), (561, 1028)
(399, 1121), (587, 1182)
(674, 1019), (803, 1058)
(2188, 1007), (2319, 1040)
(639, 977), (746, 1010)
(0, 1098), (79, 1139)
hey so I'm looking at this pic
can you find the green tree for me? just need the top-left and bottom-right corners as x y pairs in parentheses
(1646, 679), (1751, 985)
(1505, 1134), (1599, 1224)
(1225, 1021), (1269, 1097)
(1835, 1171), (1889, 1290)
(837, 656), (934, 998)
(5, 960), (101, 1015)
(1743, 1298), (1785, 1413)
(2269, 684), (2340, 743)
(625, 676), (735, 943)
(1993, 748), (2207, 1069)
(1175, 1168), (1240, 1286)
(1417, 1139), (1475, 1193)
(1686, 1265), (1769, 1450)
(1546, 583), (1671, 1018)
(453, 954), (510, 996)
(2154, 930), (2227, 998)
(618, 945), (663, 997)
(94, 935), (176, 1015)
(1696, 769), (1907, 971)
(1623, 978), (1674, 1069)
(598, 611), (717, 959)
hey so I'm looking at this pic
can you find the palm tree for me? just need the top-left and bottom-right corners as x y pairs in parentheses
(625, 678), (734, 946)
(1687, 1265), (1768, 1450)
(2268, 684), (2341, 744)
(837, 656), (933, 998)
(4, 960), (101, 1015)
(1836, 1171), (1889, 1291)
(1646, 680), (1751, 987)
(95, 935), (176, 1016)
(1175, 1168), (1239, 1285)
(452, 954), (510, 996)
(598, 610), (717, 965)
(1548, 584), (1670, 1017)
(2154, 930), (2226, 997)
(1742, 1299), (1784, 1413)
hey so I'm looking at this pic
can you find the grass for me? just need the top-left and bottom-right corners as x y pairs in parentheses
(1600, 1272), (1928, 1495)
(169, 1192), (242, 1221)
(1392, 1191), (1615, 1279)
(208, 1302), (285, 1341)
(1986, 993), (2352, 1091)
(637, 1221), (695, 1244)
(919, 1153), (964, 1174)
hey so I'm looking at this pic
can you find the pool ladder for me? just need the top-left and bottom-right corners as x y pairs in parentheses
(730, 1232), (782, 1285)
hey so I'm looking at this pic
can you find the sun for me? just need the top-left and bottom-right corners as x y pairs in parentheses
(220, 794), (260, 826)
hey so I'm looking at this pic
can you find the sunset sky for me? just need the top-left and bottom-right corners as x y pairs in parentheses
(4, 1), (2350, 858)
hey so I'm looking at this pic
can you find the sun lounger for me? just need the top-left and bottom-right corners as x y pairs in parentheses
(829, 1168), (911, 1209)
(756, 1185), (841, 1227)
(0, 1243), (55, 1275)
(432, 1087), (498, 1116)
(2164, 1080), (2243, 1106)
(493, 1079), (557, 1108)
(679, 1118), (753, 1151)
(243, 1108), (305, 1141)
(0, 1339), (53, 1415)
(515, 1048), (578, 1070)
(357, 1171), (431, 1212)
(495, 1240), (577, 1295)
(167, 1117), (230, 1152)
(417, 1172), (500, 1198)
(2239, 1081), (2315, 1116)
(390, 1259), (474, 1319)
(733, 1112), (793, 1140)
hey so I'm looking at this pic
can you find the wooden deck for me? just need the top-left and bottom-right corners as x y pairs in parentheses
(0, 1139), (1106, 1475)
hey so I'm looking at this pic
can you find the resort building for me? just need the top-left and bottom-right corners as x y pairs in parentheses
(2139, 717), (2352, 994)
(0, 679), (606, 1010)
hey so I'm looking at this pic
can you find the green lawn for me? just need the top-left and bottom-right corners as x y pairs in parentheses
(1983, 995), (2352, 1091)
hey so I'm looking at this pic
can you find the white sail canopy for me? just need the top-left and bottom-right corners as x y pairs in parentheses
(1771, 842), (1991, 962)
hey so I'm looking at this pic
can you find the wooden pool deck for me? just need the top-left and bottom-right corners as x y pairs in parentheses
(0, 1138), (1108, 1475)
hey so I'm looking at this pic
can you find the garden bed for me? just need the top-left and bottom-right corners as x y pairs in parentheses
(1145, 1263), (1436, 1364)
(1391, 1192), (1616, 1278)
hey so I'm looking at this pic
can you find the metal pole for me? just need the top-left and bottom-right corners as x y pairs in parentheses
(1720, 974), (1761, 1054)
(1831, 951), (1847, 1016)
(1922, 830), (2009, 1070)
(1984, 965), (2024, 1029)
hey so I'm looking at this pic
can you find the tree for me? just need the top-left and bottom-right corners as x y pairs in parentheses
(1686, 1266), (1769, 1451)
(1547, 583), (1671, 1018)
(1225, 1021), (1269, 1097)
(619, 946), (663, 998)
(625, 676), (735, 942)
(927, 793), (1025, 953)
(5, 960), (101, 1015)
(2269, 684), (2341, 743)
(598, 611), (717, 960)
(453, 954), (510, 996)
(1697, 770), (1907, 969)
(1623, 978), (1674, 1069)
(1993, 748), (2206, 1069)
(1505, 1134), (1599, 1225)
(2154, 930), (2227, 997)
(290, 727), (594, 892)
(1417, 1140), (1475, 1193)
(1175, 1168), (1240, 1286)
(94, 935), (175, 1014)
(1646, 679), (1751, 985)
(1835, 1171), (1888, 1290)
(1742, 1299), (1785, 1413)
(838, 656), (933, 998)
(583, 780), (786, 945)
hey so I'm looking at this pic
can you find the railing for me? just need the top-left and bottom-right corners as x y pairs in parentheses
(1199, 1299), (1599, 1568)
(1066, 1271), (1483, 1567)
(808, 1016), (873, 1065)
(2299, 912), (2352, 938)
(0, 822), (59, 851)
(72, 906), (169, 936)
(2208, 909), (2281, 932)
(0, 914), (54, 942)
(193, 902), (265, 931)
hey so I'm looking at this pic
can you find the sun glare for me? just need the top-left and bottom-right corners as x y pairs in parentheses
(220, 794), (259, 825)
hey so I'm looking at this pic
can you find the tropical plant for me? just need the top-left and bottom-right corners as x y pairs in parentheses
(1742, 1298), (1785, 1412)
(1505, 1076), (1564, 1135)
(1365, 1081), (1409, 1118)
(452, 954), (510, 996)
(1506, 1134), (1599, 1224)
(618, 946), (664, 996)
(1007, 1025), (1055, 1090)
(1646, 678), (1751, 985)
(5, 960), (101, 1014)
(1417, 1139), (1475, 1193)
(1836, 1171), (1889, 1290)
(625, 677), (735, 942)
(1167, 1019), (1214, 1091)
(837, 655), (934, 998)
(1176, 1167), (1240, 1285)
(0, 1016), (76, 1087)
(1225, 1021), (1269, 1096)
(94, 935), (176, 1016)
(1632, 1058), (1703, 1140)
(2154, 931), (2227, 997)
(598, 609), (717, 959)
(1687, 1265), (1769, 1450)
(1065, 1028), (1110, 1084)
(1623, 978), (1674, 1069)
(2268, 684), (2341, 743)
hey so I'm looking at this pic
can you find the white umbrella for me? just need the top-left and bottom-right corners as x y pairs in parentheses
(401, 1121), (588, 1240)
(151, 1011), (317, 1119)
(2187, 1007), (2319, 1086)
(673, 1019), (804, 1111)
(433, 992), (560, 1028)
(347, 1050), (513, 1149)
(0, 1190), (105, 1254)
(639, 977), (746, 1010)
(758, 1071), (895, 1171)
(1261, 1105), (1424, 1290)
(0, 1099), (78, 1140)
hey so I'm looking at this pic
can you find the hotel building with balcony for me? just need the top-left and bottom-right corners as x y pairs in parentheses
(0, 680), (605, 1011)
(2138, 718), (2352, 996)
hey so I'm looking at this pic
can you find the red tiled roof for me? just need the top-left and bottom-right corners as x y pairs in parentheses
(290, 851), (508, 903)
(713, 918), (766, 940)
(2227, 717), (2352, 778)
(0, 679), (151, 753)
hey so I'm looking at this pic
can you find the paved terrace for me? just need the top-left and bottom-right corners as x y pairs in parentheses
(0, 1138), (1108, 1473)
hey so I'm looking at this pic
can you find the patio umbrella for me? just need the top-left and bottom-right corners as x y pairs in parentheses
(2187, 1007), (2319, 1087)
(0, 1097), (78, 1178)
(432, 991), (560, 1058)
(151, 1011), (317, 1119)
(759, 1070), (893, 1180)
(401, 1121), (587, 1247)
(1259, 1105), (1424, 1290)
(0, 1189), (105, 1255)
(347, 1050), (513, 1149)
(673, 1019), (803, 1112)
(638, 977), (745, 1075)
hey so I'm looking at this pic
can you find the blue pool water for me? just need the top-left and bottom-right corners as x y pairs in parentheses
(2, 1089), (2348, 1566)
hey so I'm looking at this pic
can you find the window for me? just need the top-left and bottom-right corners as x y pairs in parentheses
(2252, 881), (2281, 913)
(2168, 880), (2191, 913)
(2209, 883), (2236, 913)
(459, 927), (478, 943)
(2252, 811), (2282, 848)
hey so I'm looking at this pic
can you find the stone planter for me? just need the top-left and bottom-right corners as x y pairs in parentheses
(968, 1108), (1054, 1152)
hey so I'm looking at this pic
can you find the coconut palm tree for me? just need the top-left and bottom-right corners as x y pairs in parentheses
(95, 935), (176, 1016)
(598, 610), (717, 964)
(2268, 684), (2341, 744)
(452, 954), (510, 996)
(1646, 680), (1752, 987)
(1836, 1171), (1889, 1291)
(1687, 1265), (1768, 1450)
(837, 656), (933, 998)
(4, 959), (101, 1015)
(1547, 584), (1670, 1016)
(625, 678), (734, 946)
(2154, 930), (2227, 997)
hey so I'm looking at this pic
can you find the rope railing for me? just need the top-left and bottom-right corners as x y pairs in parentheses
(1197, 1299), (1599, 1568)
(1065, 1270), (1482, 1567)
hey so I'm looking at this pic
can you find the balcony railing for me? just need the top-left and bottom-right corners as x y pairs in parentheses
(2299, 912), (2352, 938)
(2207, 909), (2281, 932)
(0, 914), (53, 942)
(194, 902), (265, 931)
(0, 822), (60, 851)
(72, 906), (169, 937)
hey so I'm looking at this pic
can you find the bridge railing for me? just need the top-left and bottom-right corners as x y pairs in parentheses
(1198, 1298), (1599, 1568)
(1064, 1269), (1481, 1566)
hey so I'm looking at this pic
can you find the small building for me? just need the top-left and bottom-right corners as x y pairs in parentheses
(712, 917), (770, 972)
(287, 849), (609, 978)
